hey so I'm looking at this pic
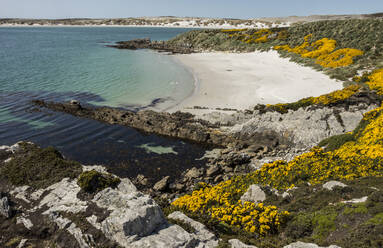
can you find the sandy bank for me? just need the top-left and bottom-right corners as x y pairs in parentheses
(169, 51), (343, 115)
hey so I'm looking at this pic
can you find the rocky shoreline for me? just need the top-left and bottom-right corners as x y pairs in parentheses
(1, 79), (380, 248)
(2, 141), (381, 248)
(107, 38), (195, 54)
(30, 92), (381, 202)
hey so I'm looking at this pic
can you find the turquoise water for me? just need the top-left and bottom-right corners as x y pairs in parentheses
(0, 27), (194, 110)
(0, 27), (205, 182)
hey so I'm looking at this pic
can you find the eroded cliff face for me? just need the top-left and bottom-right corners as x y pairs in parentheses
(210, 103), (377, 150)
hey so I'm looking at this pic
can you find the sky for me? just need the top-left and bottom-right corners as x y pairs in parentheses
(1, 0), (383, 19)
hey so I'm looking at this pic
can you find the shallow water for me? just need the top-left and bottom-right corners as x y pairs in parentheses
(0, 27), (205, 182)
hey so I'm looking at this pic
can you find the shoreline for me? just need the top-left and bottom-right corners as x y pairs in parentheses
(0, 24), (271, 29)
(168, 51), (344, 115)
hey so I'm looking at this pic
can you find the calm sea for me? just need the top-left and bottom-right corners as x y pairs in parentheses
(0, 26), (204, 182)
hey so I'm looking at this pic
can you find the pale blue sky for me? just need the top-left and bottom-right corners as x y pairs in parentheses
(1, 0), (382, 19)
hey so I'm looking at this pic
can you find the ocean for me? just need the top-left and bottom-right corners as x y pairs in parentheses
(0, 26), (205, 182)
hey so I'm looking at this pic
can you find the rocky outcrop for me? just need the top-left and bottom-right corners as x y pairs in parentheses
(240, 185), (266, 204)
(204, 102), (378, 150)
(32, 100), (233, 147)
(168, 211), (218, 247)
(107, 38), (195, 54)
(0, 142), (217, 248)
(92, 178), (164, 242)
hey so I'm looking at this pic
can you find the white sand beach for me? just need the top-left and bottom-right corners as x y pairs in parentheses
(170, 51), (343, 114)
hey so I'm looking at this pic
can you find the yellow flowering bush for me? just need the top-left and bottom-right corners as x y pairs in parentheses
(266, 85), (361, 113)
(301, 38), (337, 58)
(316, 48), (364, 68)
(274, 34), (313, 54)
(172, 180), (290, 235)
(274, 34), (363, 68)
(366, 68), (383, 95)
(221, 28), (274, 44)
(249, 104), (383, 189)
(173, 104), (383, 235)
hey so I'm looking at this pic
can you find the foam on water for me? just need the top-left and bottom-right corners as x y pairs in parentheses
(137, 143), (178, 155)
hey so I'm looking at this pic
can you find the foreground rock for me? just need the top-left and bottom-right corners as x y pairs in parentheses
(229, 239), (258, 247)
(0, 142), (218, 248)
(168, 211), (218, 247)
(283, 242), (341, 248)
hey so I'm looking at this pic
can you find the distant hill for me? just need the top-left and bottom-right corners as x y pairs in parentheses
(1, 13), (382, 28)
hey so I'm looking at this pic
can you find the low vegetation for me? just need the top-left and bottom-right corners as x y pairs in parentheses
(168, 18), (383, 247)
(0, 142), (82, 189)
(169, 19), (383, 82)
(168, 177), (383, 247)
(77, 170), (121, 193)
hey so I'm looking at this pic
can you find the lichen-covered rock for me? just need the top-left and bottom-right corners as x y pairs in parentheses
(0, 196), (11, 218)
(185, 167), (204, 180)
(229, 239), (258, 248)
(168, 211), (218, 247)
(16, 216), (33, 229)
(240, 185), (266, 204)
(342, 196), (368, 204)
(128, 224), (198, 248)
(283, 241), (341, 248)
(322, 181), (347, 190)
(211, 104), (377, 149)
(39, 178), (87, 214)
(48, 212), (95, 248)
(92, 178), (166, 245)
(153, 176), (170, 191)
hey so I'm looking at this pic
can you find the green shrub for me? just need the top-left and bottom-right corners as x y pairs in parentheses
(312, 207), (338, 241)
(318, 133), (356, 152)
(286, 213), (313, 238)
(0, 142), (82, 189)
(366, 213), (383, 225)
(344, 203), (368, 215)
(77, 170), (121, 193)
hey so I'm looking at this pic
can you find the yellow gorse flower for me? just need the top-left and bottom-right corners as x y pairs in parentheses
(274, 34), (363, 68)
(266, 85), (361, 113)
(173, 100), (383, 235)
(172, 180), (289, 235)
(366, 68), (383, 95)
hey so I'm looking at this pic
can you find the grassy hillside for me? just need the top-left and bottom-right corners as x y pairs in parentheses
(166, 19), (383, 247)
(168, 19), (383, 82)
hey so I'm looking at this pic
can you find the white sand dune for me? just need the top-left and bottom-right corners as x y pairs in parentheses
(169, 51), (343, 115)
